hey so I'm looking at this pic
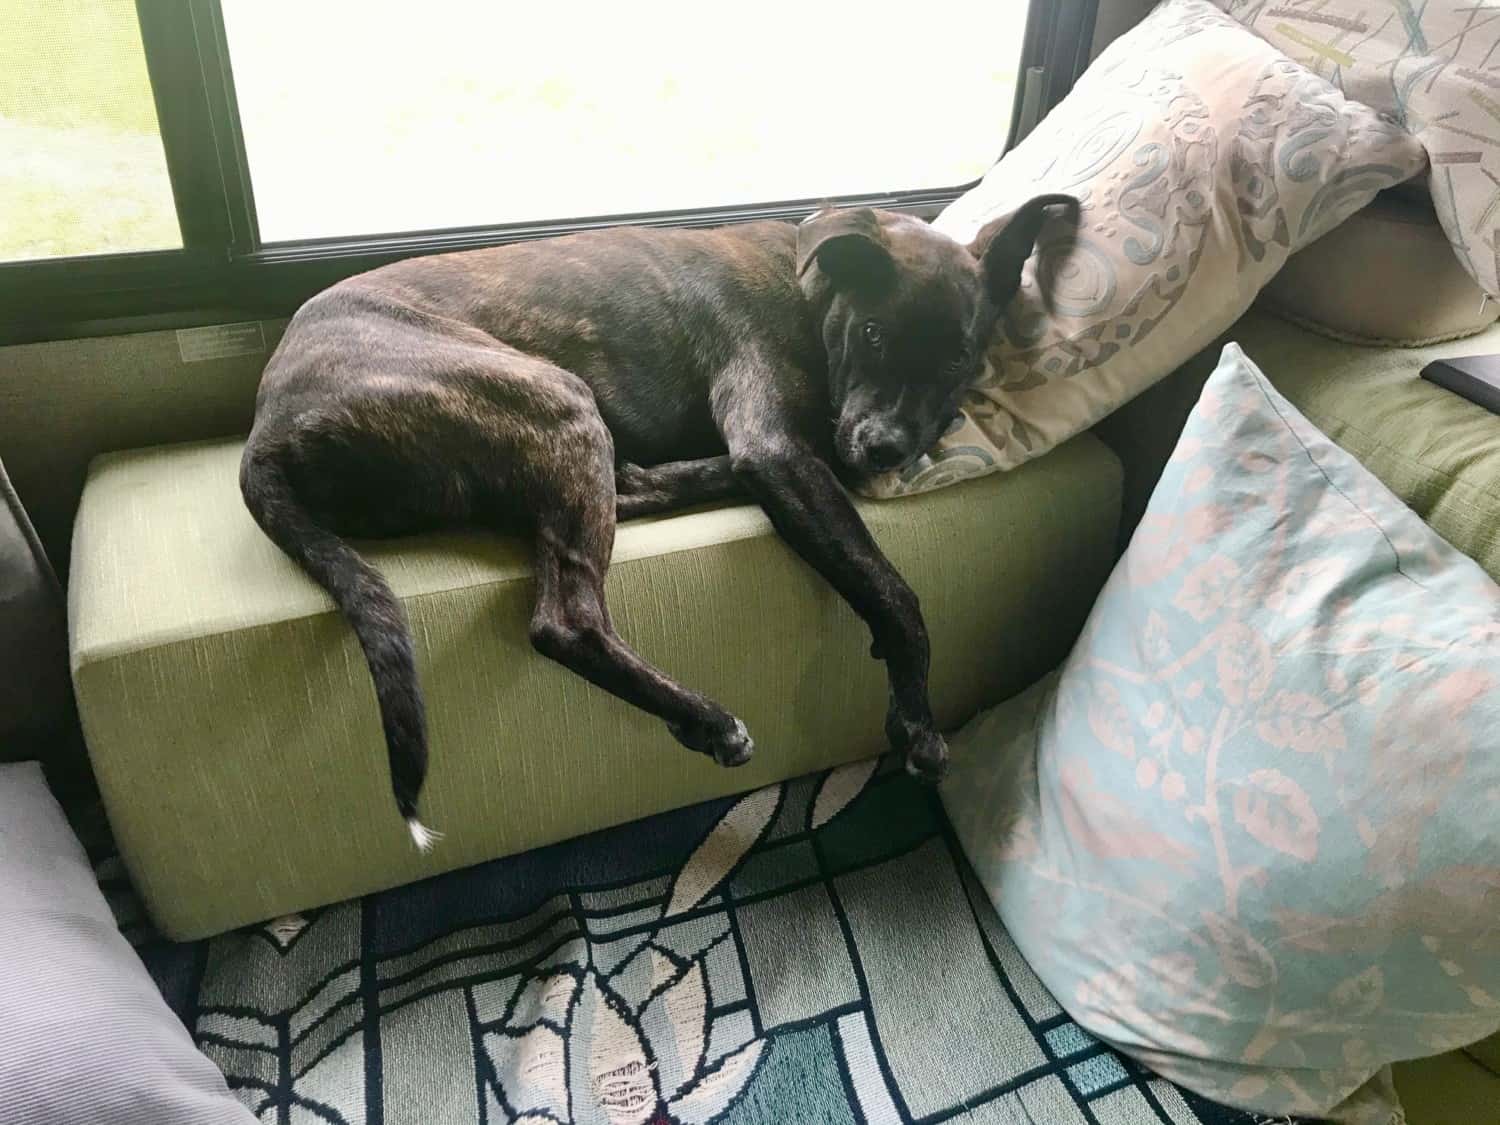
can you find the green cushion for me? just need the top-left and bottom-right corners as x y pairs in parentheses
(69, 435), (1121, 939)
(1467, 1032), (1500, 1077)
(1098, 309), (1500, 580)
(1396, 1045), (1500, 1125)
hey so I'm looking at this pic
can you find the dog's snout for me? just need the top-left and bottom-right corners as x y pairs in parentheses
(853, 419), (911, 473)
(864, 434), (907, 472)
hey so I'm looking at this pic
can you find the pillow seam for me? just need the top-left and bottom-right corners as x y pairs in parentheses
(1260, 300), (1494, 349)
(1294, 406), (1500, 510)
(1245, 366), (1431, 592)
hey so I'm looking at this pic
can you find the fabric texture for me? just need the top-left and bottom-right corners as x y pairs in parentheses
(943, 344), (1500, 1122)
(1394, 1049), (1500, 1125)
(1466, 1033), (1500, 1076)
(1096, 308), (1500, 577)
(859, 0), (1426, 499)
(0, 453), (71, 762)
(0, 761), (255, 1125)
(1212, 0), (1500, 299)
(1259, 190), (1498, 345)
(68, 433), (1121, 940)
(0, 318), (287, 581)
(115, 755), (1259, 1125)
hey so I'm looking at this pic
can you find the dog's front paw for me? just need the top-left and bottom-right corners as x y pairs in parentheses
(668, 713), (755, 768)
(885, 706), (948, 785)
(902, 730), (949, 784)
(615, 461), (656, 499)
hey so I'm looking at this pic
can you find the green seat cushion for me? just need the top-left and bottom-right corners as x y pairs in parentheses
(69, 435), (1121, 939)
(1468, 1031), (1500, 1077)
(1098, 310), (1500, 580)
(1396, 1044), (1500, 1125)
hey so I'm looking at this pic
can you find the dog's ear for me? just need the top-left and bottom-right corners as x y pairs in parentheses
(969, 193), (1079, 307)
(796, 208), (894, 289)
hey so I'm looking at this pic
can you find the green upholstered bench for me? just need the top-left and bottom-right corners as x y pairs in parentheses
(69, 434), (1122, 939)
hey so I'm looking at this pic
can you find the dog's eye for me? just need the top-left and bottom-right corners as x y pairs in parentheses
(862, 322), (884, 349)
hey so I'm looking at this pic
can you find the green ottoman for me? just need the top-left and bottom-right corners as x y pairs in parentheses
(70, 435), (1121, 939)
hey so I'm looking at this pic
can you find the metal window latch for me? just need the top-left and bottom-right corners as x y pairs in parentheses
(1014, 66), (1047, 144)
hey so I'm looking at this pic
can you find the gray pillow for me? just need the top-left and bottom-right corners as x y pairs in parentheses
(0, 762), (255, 1125)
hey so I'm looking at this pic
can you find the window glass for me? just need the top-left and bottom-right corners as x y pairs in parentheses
(221, 1), (1028, 243)
(0, 0), (181, 261)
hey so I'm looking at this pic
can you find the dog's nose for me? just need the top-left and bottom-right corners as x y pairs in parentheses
(863, 433), (908, 472)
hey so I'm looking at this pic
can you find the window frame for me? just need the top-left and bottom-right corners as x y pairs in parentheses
(0, 0), (1098, 346)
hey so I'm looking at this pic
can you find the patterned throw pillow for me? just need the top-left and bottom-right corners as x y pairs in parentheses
(1211, 0), (1500, 301)
(858, 0), (1426, 498)
(941, 344), (1500, 1122)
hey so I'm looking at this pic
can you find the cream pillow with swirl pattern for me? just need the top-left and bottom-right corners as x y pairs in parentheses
(858, 0), (1426, 499)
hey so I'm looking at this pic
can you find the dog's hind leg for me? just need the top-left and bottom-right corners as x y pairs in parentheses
(615, 455), (741, 520)
(521, 415), (753, 767)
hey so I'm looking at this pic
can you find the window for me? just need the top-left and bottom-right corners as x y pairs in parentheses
(1, 0), (180, 261)
(220, 1), (1031, 243)
(1, 0), (1097, 339)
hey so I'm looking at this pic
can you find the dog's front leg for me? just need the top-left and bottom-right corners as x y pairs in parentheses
(727, 435), (946, 781)
(616, 456), (741, 520)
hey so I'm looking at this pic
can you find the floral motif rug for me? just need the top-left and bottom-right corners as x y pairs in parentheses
(108, 758), (1264, 1125)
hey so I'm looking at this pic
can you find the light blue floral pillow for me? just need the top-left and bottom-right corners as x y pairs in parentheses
(943, 344), (1500, 1123)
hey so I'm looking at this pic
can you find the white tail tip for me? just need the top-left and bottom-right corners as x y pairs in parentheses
(406, 817), (443, 853)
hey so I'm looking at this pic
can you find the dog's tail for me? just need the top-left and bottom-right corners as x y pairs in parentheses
(239, 444), (440, 852)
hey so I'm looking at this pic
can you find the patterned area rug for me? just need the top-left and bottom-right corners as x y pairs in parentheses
(108, 759), (1265, 1125)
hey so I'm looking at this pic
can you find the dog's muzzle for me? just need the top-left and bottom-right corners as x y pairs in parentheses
(847, 416), (916, 475)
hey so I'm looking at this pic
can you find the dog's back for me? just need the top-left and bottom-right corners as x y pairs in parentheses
(256, 222), (820, 467)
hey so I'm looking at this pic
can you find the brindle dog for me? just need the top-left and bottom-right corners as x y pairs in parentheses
(240, 196), (1077, 848)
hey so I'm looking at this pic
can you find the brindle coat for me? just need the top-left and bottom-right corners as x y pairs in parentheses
(240, 197), (1077, 846)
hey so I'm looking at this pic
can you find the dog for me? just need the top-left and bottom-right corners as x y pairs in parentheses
(240, 195), (1078, 848)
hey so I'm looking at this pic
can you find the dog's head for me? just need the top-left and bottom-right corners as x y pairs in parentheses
(797, 195), (1077, 478)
